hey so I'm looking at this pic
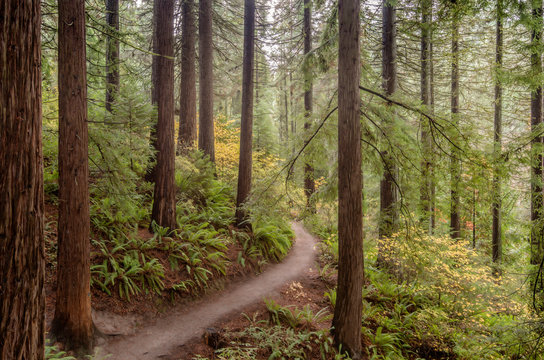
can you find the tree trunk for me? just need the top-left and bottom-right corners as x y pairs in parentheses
(332, 0), (364, 358)
(420, 0), (433, 233)
(199, 0), (215, 162)
(303, 0), (316, 213)
(105, 0), (120, 113)
(145, 7), (160, 182)
(235, 0), (256, 227)
(430, 20), (436, 233)
(151, 0), (177, 231)
(378, 0), (399, 261)
(52, 0), (94, 352)
(450, 4), (461, 240)
(531, 0), (544, 270)
(177, 0), (197, 154)
(492, 0), (503, 264)
(0, 1), (45, 358)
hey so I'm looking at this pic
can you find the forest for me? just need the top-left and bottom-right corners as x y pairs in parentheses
(2, 0), (544, 359)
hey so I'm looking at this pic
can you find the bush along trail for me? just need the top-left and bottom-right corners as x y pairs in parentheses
(92, 223), (317, 360)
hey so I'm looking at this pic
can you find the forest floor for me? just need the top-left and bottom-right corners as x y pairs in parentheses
(89, 222), (320, 360)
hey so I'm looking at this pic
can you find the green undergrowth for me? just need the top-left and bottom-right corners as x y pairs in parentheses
(44, 143), (293, 302)
(306, 218), (543, 360)
(192, 301), (347, 360)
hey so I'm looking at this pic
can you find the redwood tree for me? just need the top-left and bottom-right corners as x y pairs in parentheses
(199, 0), (215, 162)
(52, 0), (94, 352)
(450, 1), (461, 240)
(492, 0), (503, 264)
(332, 0), (364, 357)
(151, 0), (177, 231)
(303, 0), (316, 213)
(0, 1), (45, 358)
(105, 0), (120, 112)
(177, 0), (197, 154)
(235, 0), (256, 227)
(420, 0), (433, 233)
(531, 0), (544, 268)
(379, 0), (399, 242)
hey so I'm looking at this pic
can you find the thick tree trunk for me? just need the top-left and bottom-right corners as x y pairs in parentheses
(450, 6), (461, 240)
(531, 0), (544, 269)
(332, 0), (364, 358)
(105, 0), (120, 113)
(378, 0), (399, 263)
(420, 0), (433, 233)
(235, 0), (256, 227)
(0, 1), (45, 358)
(492, 0), (503, 264)
(199, 0), (215, 162)
(151, 0), (177, 231)
(303, 0), (316, 213)
(177, 0), (197, 154)
(52, 0), (94, 352)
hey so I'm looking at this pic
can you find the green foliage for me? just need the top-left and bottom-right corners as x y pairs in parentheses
(45, 345), (76, 360)
(265, 299), (331, 329)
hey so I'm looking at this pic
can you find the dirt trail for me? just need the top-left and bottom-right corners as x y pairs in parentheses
(93, 222), (317, 360)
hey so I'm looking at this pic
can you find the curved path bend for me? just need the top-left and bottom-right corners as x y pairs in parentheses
(94, 222), (317, 360)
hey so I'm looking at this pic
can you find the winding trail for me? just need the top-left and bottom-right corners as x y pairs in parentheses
(93, 222), (317, 360)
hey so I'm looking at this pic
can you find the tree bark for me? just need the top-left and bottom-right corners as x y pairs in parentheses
(151, 0), (177, 231)
(378, 0), (399, 261)
(420, 0), (433, 233)
(235, 0), (256, 227)
(450, 3), (461, 240)
(52, 0), (94, 352)
(199, 0), (215, 162)
(303, 0), (316, 213)
(177, 0), (197, 154)
(145, 6), (160, 182)
(492, 0), (503, 264)
(105, 0), (120, 113)
(531, 0), (544, 269)
(332, 0), (363, 358)
(0, 1), (45, 358)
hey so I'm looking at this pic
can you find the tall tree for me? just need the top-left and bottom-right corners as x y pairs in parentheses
(332, 0), (364, 357)
(151, 0), (177, 231)
(492, 0), (503, 264)
(145, 6), (161, 182)
(235, 0), (256, 227)
(0, 1), (45, 358)
(105, 0), (120, 113)
(52, 0), (94, 352)
(531, 0), (544, 269)
(199, 0), (215, 162)
(378, 0), (399, 260)
(303, 0), (316, 213)
(450, 1), (461, 239)
(420, 0), (433, 233)
(177, 0), (197, 154)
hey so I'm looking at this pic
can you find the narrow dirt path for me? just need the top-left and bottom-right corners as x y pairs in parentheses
(93, 222), (317, 360)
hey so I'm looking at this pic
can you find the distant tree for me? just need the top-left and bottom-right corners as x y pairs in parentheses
(199, 0), (215, 162)
(178, 0), (197, 154)
(235, 0), (256, 227)
(105, 0), (120, 113)
(420, 0), (433, 233)
(450, 0), (461, 239)
(378, 0), (399, 263)
(332, 0), (364, 358)
(531, 0), (544, 269)
(52, 0), (94, 352)
(151, 0), (177, 231)
(303, 0), (316, 213)
(492, 0), (503, 264)
(0, 1), (45, 358)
